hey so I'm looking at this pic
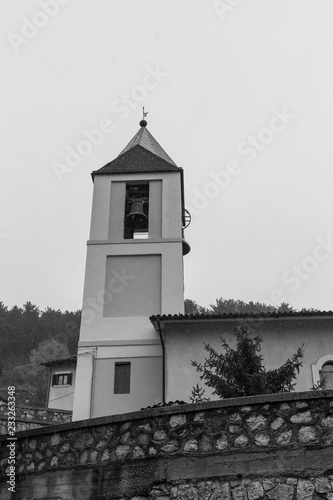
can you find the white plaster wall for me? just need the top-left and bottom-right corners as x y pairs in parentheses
(92, 354), (162, 417)
(163, 318), (333, 403)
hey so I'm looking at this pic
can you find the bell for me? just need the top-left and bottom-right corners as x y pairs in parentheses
(126, 200), (147, 227)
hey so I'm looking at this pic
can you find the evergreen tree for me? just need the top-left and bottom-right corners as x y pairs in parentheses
(191, 323), (304, 399)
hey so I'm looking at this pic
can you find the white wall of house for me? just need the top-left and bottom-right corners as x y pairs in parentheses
(47, 363), (76, 411)
(160, 316), (333, 403)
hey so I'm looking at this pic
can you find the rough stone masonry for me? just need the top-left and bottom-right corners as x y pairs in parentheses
(1, 390), (333, 499)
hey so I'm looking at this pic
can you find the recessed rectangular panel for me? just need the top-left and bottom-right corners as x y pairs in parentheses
(149, 180), (162, 238)
(103, 255), (161, 317)
(108, 181), (126, 241)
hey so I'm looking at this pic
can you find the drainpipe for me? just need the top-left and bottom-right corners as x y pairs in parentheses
(157, 320), (166, 404)
(45, 369), (51, 408)
(90, 349), (96, 419)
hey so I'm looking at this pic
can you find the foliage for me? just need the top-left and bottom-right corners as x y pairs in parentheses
(190, 383), (210, 403)
(184, 299), (209, 315)
(191, 323), (304, 399)
(19, 339), (70, 406)
(0, 302), (80, 405)
(185, 297), (296, 315)
(311, 378), (325, 391)
(29, 338), (69, 366)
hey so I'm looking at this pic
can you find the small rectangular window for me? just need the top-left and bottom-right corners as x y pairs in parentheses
(114, 362), (131, 394)
(52, 373), (72, 386)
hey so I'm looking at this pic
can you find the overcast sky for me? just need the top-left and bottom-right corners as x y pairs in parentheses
(1, 0), (333, 312)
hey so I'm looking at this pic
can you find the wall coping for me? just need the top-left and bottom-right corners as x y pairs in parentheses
(1, 389), (332, 442)
(0, 417), (55, 426)
(0, 402), (72, 414)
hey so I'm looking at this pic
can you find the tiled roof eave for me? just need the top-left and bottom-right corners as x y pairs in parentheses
(41, 355), (77, 367)
(92, 145), (182, 178)
(150, 310), (333, 325)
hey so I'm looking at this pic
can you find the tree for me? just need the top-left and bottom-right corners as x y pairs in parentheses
(191, 323), (304, 399)
(19, 339), (69, 406)
(184, 299), (209, 315)
(184, 297), (296, 316)
(0, 302), (81, 403)
(29, 338), (69, 366)
(208, 298), (295, 315)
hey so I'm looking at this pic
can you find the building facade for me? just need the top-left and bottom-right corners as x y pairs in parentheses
(44, 123), (333, 419)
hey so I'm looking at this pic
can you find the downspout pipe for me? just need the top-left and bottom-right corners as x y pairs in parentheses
(157, 320), (166, 404)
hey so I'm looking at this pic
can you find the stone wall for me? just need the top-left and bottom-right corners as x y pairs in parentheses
(0, 401), (72, 435)
(0, 391), (333, 499)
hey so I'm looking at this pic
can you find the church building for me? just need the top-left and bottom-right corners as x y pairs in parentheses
(45, 120), (333, 421)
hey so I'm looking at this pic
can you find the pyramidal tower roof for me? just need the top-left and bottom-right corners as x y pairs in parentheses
(93, 120), (181, 177)
(119, 125), (177, 166)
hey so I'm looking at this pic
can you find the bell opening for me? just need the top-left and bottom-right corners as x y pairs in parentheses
(124, 183), (149, 239)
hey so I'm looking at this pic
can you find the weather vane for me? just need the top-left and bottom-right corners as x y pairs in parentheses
(140, 107), (149, 127)
(142, 107), (149, 120)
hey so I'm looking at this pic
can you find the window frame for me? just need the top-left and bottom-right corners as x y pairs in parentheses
(114, 362), (131, 394)
(311, 354), (333, 389)
(52, 371), (73, 387)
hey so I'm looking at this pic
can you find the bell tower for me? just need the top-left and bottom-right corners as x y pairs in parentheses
(72, 119), (190, 420)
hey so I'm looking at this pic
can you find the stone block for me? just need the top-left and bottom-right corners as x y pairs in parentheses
(132, 446), (145, 459)
(297, 479), (315, 500)
(314, 477), (331, 493)
(50, 433), (61, 446)
(169, 414), (186, 428)
(153, 429), (168, 442)
(232, 484), (247, 500)
(254, 433), (270, 447)
(267, 484), (294, 500)
(216, 433), (229, 450)
(246, 415), (267, 431)
(234, 434), (249, 448)
(229, 425), (241, 434)
(270, 417), (285, 431)
(115, 445), (130, 460)
(247, 481), (264, 500)
(183, 439), (198, 453)
(298, 426), (317, 443)
(161, 440), (179, 453)
(275, 429), (292, 445)
(290, 411), (312, 424)
(322, 416), (333, 428)
(211, 482), (231, 500)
